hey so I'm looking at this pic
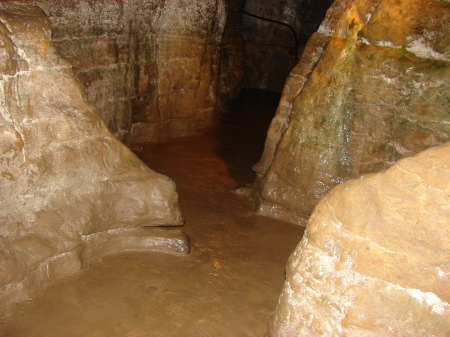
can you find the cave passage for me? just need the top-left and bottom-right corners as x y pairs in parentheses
(0, 89), (305, 337)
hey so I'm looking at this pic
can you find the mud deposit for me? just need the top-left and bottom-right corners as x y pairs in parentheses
(0, 90), (305, 337)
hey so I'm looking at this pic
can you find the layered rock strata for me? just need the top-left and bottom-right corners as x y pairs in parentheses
(28, 0), (227, 143)
(253, 0), (450, 223)
(0, 2), (185, 306)
(269, 143), (450, 336)
(131, 0), (227, 143)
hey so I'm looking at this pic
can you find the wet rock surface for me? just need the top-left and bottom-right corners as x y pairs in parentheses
(0, 91), (305, 337)
(269, 143), (450, 336)
(28, 0), (227, 143)
(219, 1), (245, 103)
(0, 2), (183, 306)
(81, 227), (190, 265)
(253, 0), (450, 223)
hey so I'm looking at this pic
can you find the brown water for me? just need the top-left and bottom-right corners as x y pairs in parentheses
(0, 90), (305, 337)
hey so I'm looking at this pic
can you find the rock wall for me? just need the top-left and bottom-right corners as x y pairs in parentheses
(219, 0), (245, 103)
(133, 0), (227, 143)
(241, 0), (300, 92)
(0, 2), (184, 306)
(269, 143), (450, 336)
(27, 0), (227, 143)
(253, 0), (450, 223)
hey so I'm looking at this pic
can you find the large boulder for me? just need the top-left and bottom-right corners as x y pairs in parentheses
(0, 2), (184, 306)
(253, 0), (450, 224)
(269, 143), (450, 336)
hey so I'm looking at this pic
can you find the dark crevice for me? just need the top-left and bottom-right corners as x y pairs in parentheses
(217, 88), (281, 186)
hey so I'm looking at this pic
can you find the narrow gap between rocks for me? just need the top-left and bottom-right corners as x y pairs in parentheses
(0, 89), (305, 337)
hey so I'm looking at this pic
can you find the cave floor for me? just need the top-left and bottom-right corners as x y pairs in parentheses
(0, 90), (305, 337)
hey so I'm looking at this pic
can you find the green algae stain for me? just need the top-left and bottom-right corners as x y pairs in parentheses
(129, 157), (139, 168)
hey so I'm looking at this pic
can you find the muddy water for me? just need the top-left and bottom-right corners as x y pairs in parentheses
(0, 90), (305, 337)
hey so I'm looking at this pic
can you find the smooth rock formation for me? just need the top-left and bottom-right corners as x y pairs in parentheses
(252, 0), (450, 223)
(0, 2), (184, 307)
(81, 227), (190, 265)
(27, 0), (227, 143)
(269, 143), (450, 336)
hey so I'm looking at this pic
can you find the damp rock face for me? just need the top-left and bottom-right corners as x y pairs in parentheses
(253, 0), (450, 223)
(0, 3), (183, 306)
(219, 0), (245, 103)
(269, 143), (450, 336)
(132, 0), (227, 143)
(27, 0), (227, 143)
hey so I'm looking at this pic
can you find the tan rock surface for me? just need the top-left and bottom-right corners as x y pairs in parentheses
(269, 143), (450, 336)
(0, 2), (184, 306)
(253, 0), (450, 223)
(131, 0), (227, 143)
(28, 0), (227, 143)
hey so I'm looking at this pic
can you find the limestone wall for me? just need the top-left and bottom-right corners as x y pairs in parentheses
(241, 0), (301, 92)
(253, 0), (450, 223)
(219, 0), (245, 103)
(27, 0), (227, 143)
(0, 2), (183, 306)
(269, 143), (450, 336)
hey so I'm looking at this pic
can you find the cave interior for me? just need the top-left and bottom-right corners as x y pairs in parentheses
(0, 0), (449, 336)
